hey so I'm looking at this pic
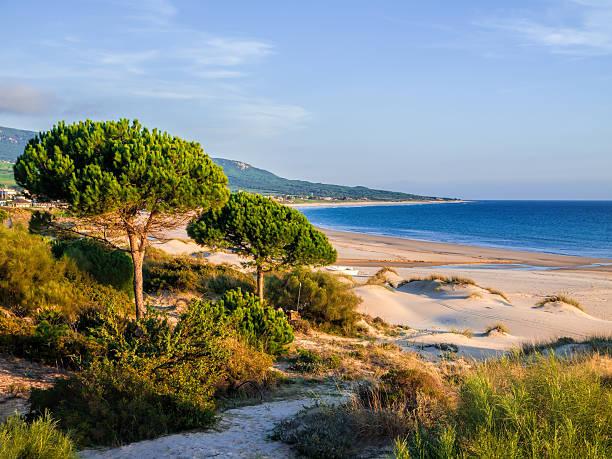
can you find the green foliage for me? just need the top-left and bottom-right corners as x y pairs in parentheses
(188, 191), (336, 298)
(30, 360), (217, 447)
(52, 238), (134, 296)
(267, 269), (361, 334)
(0, 226), (87, 316)
(30, 301), (234, 446)
(0, 208), (8, 223)
(14, 119), (228, 216)
(216, 289), (294, 355)
(0, 413), (76, 459)
(143, 253), (255, 295)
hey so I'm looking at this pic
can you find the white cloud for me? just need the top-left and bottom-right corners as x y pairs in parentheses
(0, 83), (55, 115)
(481, 0), (612, 55)
(229, 101), (310, 137)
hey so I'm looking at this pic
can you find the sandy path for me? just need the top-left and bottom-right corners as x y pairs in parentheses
(80, 391), (343, 459)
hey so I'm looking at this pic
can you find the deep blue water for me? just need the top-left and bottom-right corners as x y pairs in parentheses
(299, 201), (612, 259)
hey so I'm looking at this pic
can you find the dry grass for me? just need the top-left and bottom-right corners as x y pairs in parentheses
(407, 274), (476, 286)
(449, 328), (474, 339)
(485, 322), (510, 335)
(536, 294), (584, 311)
(366, 267), (400, 287)
(484, 287), (510, 302)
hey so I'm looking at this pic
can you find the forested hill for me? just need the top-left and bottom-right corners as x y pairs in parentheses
(212, 158), (444, 201)
(0, 126), (446, 201)
(0, 126), (36, 161)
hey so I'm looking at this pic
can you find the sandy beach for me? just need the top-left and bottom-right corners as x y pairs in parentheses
(156, 225), (611, 359)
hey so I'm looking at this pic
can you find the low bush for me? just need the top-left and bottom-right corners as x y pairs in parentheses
(0, 226), (88, 317)
(0, 413), (76, 459)
(143, 253), (255, 296)
(216, 289), (294, 355)
(289, 348), (341, 374)
(273, 366), (449, 458)
(52, 238), (134, 296)
(30, 360), (218, 447)
(267, 269), (361, 335)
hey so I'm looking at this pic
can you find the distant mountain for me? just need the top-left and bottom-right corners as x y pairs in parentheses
(0, 126), (448, 201)
(212, 158), (444, 201)
(0, 126), (36, 161)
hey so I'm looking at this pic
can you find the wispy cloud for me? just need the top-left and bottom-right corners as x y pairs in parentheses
(480, 0), (612, 55)
(0, 83), (55, 115)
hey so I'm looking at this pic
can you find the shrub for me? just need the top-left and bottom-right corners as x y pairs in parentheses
(52, 238), (134, 296)
(143, 253), (255, 296)
(0, 413), (76, 459)
(289, 348), (341, 374)
(267, 269), (361, 334)
(213, 289), (294, 355)
(30, 301), (234, 446)
(30, 360), (218, 447)
(0, 226), (88, 317)
(274, 366), (449, 458)
(0, 208), (8, 224)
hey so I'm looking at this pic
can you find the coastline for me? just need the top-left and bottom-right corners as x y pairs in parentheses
(288, 199), (464, 208)
(322, 228), (612, 271)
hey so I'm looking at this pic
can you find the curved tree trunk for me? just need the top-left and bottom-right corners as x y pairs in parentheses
(257, 267), (265, 303)
(128, 232), (147, 319)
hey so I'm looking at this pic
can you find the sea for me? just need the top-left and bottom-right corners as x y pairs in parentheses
(298, 201), (612, 259)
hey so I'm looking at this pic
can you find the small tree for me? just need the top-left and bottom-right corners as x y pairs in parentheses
(187, 192), (336, 302)
(14, 119), (229, 318)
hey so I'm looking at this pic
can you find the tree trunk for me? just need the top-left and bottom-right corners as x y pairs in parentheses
(128, 232), (147, 319)
(257, 267), (265, 303)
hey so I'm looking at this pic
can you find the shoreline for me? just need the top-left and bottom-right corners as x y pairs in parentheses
(322, 228), (612, 271)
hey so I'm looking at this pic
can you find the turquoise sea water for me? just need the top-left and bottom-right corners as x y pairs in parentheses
(299, 201), (612, 259)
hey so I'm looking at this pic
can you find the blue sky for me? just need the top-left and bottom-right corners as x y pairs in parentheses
(1, 0), (611, 199)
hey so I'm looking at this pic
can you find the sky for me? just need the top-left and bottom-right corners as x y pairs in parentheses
(1, 0), (611, 199)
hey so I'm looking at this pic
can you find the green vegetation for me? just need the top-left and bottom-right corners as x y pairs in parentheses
(52, 238), (134, 296)
(407, 354), (611, 458)
(537, 294), (584, 311)
(14, 119), (229, 317)
(0, 160), (16, 186)
(0, 413), (76, 459)
(143, 249), (255, 296)
(188, 191), (336, 301)
(289, 348), (341, 374)
(267, 269), (361, 334)
(273, 366), (450, 458)
(0, 208), (8, 223)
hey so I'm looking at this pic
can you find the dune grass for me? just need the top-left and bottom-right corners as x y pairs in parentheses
(521, 335), (612, 356)
(449, 328), (474, 338)
(484, 287), (510, 302)
(536, 294), (584, 311)
(485, 322), (510, 335)
(0, 413), (76, 459)
(401, 353), (612, 458)
(366, 267), (400, 287)
(407, 274), (476, 286)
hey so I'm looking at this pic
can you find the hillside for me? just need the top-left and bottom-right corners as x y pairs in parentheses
(0, 126), (445, 201)
(213, 158), (442, 201)
(0, 126), (36, 162)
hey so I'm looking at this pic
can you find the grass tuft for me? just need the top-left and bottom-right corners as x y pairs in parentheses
(485, 322), (510, 335)
(484, 287), (510, 302)
(536, 294), (584, 311)
(0, 413), (76, 459)
(407, 274), (476, 286)
(449, 328), (474, 338)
